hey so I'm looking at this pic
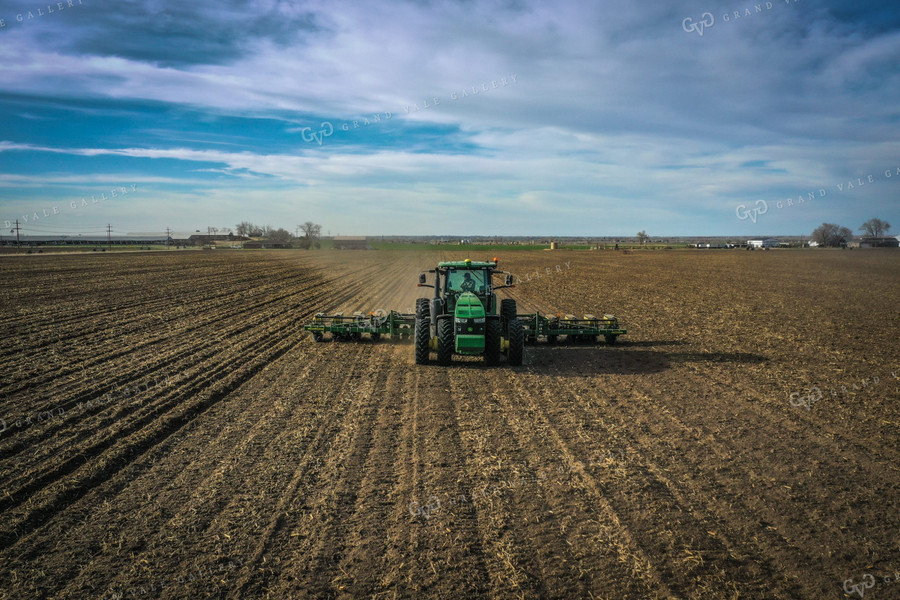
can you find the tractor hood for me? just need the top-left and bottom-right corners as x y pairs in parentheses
(454, 292), (485, 319)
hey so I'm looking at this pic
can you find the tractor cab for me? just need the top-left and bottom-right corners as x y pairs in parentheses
(418, 259), (511, 317)
(443, 266), (492, 313)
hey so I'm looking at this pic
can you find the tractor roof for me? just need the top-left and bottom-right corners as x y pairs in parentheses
(437, 260), (497, 269)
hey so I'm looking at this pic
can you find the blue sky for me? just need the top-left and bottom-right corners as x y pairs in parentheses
(0, 0), (898, 237)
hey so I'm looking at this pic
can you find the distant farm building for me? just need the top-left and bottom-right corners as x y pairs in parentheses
(856, 237), (899, 248)
(694, 242), (736, 249)
(188, 233), (246, 246)
(168, 232), (248, 246)
(747, 238), (780, 249)
(243, 241), (291, 249)
(333, 236), (369, 250)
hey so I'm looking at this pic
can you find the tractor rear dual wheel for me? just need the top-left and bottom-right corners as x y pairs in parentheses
(437, 318), (454, 366)
(416, 298), (430, 319)
(484, 319), (501, 366)
(415, 318), (430, 364)
(507, 319), (525, 366)
(500, 299), (517, 335)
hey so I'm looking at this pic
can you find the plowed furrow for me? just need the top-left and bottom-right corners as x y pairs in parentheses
(0, 311), (305, 551)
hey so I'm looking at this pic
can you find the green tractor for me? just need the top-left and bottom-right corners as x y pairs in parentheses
(302, 257), (627, 364)
(414, 258), (525, 366)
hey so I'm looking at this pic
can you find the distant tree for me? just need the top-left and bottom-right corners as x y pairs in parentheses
(811, 223), (853, 247)
(860, 218), (891, 238)
(268, 228), (293, 244)
(235, 222), (250, 237)
(299, 221), (322, 249)
(636, 230), (649, 245)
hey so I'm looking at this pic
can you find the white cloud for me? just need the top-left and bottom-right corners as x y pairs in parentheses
(0, 0), (897, 235)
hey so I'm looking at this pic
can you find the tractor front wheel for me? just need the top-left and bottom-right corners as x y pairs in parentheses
(415, 318), (430, 364)
(437, 318), (454, 366)
(484, 319), (501, 366)
(508, 319), (525, 366)
(312, 332), (323, 342)
(605, 334), (618, 345)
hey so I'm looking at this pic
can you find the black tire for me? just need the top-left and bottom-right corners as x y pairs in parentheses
(312, 332), (324, 342)
(371, 332), (381, 342)
(508, 319), (525, 366)
(500, 299), (517, 335)
(605, 334), (618, 345)
(484, 318), (501, 366)
(416, 298), (430, 319)
(415, 318), (430, 364)
(547, 334), (557, 345)
(437, 318), (454, 366)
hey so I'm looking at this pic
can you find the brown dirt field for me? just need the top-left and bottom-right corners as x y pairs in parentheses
(0, 248), (898, 599)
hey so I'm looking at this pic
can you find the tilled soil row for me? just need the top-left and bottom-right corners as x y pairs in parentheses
(0, 249), (896, 600)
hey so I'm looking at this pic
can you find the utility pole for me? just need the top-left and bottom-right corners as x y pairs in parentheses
(14, 219), (21, 252)
(165, 227), (171, 250)
(106, 223), (112, 251)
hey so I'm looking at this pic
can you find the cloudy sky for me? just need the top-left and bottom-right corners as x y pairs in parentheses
(0, 0), (898, 237)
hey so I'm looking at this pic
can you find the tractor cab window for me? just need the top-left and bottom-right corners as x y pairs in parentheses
(446, 269), (487, 294)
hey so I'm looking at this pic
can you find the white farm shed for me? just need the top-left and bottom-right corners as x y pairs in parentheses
(747, 238), (780, 249)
